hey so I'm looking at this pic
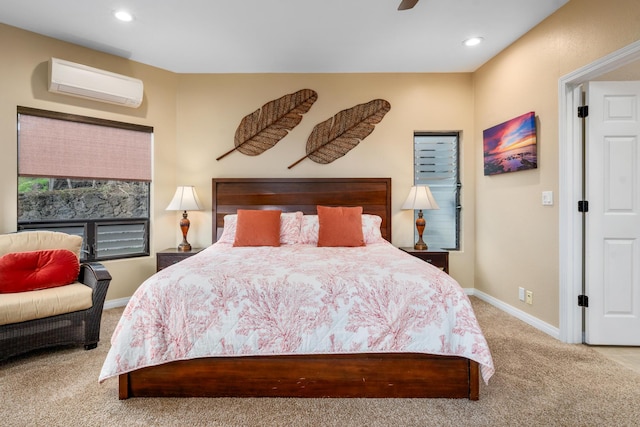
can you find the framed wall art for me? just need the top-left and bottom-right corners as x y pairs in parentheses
(483, 111), (537, 176)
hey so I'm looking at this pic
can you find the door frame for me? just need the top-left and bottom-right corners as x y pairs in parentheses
(559, 40), (640, 343)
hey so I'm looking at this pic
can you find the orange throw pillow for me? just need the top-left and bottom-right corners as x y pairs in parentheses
(0, 249), (80, 293)
(233, 209), (282, 247)
(317, 206), (365, 247)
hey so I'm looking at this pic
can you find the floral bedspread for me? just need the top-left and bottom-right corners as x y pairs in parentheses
(99, 241), (494, 383)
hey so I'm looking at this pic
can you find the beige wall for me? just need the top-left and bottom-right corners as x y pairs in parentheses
(0, 24), (179, 300)
(175, 73), (476, 289)
(0, 23), (477, 301)
(597, 58), (640, 81)
(3, 0), (640, 328)
(473, 0), (640, 326)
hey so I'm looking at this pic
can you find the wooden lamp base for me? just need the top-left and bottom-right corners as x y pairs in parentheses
(178, 211), (192, 252)
(414, 209), (427, 250)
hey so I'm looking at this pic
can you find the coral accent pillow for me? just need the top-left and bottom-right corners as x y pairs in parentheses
(219, 211), (302, 245)
(233, 209), (282, 247)
(317, 206), (365, 247)
(299, 214), (384, 245)
(0, 249), (80, 293)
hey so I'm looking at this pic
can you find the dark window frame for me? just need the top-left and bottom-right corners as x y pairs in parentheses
(413, 131), (461, 250)
(16, 107), (152, 262)
(17, 219), (150, 262)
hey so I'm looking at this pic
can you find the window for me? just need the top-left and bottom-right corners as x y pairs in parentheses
(412, 132), (460, 250)
(17, 107), (153, 261)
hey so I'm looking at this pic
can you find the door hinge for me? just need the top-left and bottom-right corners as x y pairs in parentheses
(578, 200), (589, 212)
(578, 105), (589, 118)
(578, 295), (589, 307)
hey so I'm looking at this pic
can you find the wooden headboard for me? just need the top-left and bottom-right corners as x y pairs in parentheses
(212, 178), (392, 242)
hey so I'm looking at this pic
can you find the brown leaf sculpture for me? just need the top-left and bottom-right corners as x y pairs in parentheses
(216, 89), (318, 161)
(288, 99), (391, 169)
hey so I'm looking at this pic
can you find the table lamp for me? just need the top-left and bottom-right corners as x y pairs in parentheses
(401, 185), (439, 250)
(166, 186), (202, 251)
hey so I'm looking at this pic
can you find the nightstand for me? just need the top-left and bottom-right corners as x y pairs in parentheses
(156, 248), (203, 272)
(399, 247), (449, 274)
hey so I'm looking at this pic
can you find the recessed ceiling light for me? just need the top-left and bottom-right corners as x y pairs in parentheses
(463, 37), (483, 47)
(114, 10), (134, 22)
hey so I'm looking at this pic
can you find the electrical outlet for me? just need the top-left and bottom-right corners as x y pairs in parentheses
(519, 287), (525, 302)
(526, 290), (533, 305)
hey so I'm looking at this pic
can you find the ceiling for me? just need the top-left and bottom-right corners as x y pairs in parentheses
(0, 0), (569, 74)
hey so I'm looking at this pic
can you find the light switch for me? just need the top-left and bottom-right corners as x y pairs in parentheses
(542, 191), (553, 206)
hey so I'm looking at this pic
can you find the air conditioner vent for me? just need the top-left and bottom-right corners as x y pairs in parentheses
(48, 58), (143, 108)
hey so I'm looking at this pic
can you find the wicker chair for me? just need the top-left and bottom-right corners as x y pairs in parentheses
(0, 231), (112, 361)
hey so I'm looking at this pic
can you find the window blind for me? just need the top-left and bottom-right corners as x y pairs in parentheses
(413, 133), (460, 250)
(18, 110), (152, 182)
(95, 222), (148, 259)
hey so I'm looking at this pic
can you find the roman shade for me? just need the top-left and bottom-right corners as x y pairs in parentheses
(18, 111), (152, 182)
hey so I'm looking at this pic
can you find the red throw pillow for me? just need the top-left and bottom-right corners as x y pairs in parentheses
(233, 209), (282, 247)
(0, 249), (80, 293)
(317, 206), (365, 247)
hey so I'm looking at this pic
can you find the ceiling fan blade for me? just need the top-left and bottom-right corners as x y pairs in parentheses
(398, 0), (419, 10)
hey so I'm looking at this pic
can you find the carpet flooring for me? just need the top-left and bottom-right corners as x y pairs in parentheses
(1, 297), (639, 426)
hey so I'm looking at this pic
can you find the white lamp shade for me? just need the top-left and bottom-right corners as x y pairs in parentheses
(401, 185), (440, 210)
(166, 186), (202, 211)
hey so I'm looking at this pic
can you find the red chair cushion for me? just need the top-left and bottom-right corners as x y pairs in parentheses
(0, 249), (80, 293)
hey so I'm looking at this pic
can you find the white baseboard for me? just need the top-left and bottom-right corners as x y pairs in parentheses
(103, 297), (130, 310)
(465, 288), (561, 340)
(105, 290), (560, 341)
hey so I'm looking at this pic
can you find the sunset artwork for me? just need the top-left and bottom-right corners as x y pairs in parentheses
(483, 112), (537, 176)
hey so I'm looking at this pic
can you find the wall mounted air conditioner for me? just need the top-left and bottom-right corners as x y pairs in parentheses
(48, 58), (143, 108)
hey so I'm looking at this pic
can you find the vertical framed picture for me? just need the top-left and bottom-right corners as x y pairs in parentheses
(483, 111), (537, 176)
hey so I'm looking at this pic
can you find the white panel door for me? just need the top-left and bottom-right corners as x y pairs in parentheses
(586, 81), (640, 345)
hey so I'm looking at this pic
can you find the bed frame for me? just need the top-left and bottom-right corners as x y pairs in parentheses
(118, 177), (479, 400)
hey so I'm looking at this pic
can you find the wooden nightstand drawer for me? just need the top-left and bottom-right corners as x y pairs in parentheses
(399, 247), (449, 274)
(156, 248), (203, 272)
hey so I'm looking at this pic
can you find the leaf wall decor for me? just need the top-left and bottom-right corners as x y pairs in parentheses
(288, 99), (391, 169)
(216, 89), (318, 161)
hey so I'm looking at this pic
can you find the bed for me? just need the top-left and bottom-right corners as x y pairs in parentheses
(102, 177), (494, 400)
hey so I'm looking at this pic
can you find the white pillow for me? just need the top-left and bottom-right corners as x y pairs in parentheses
(217, 211), (303, 245)
(362, 214), (385, 244)
(298, 214), (384, 245)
